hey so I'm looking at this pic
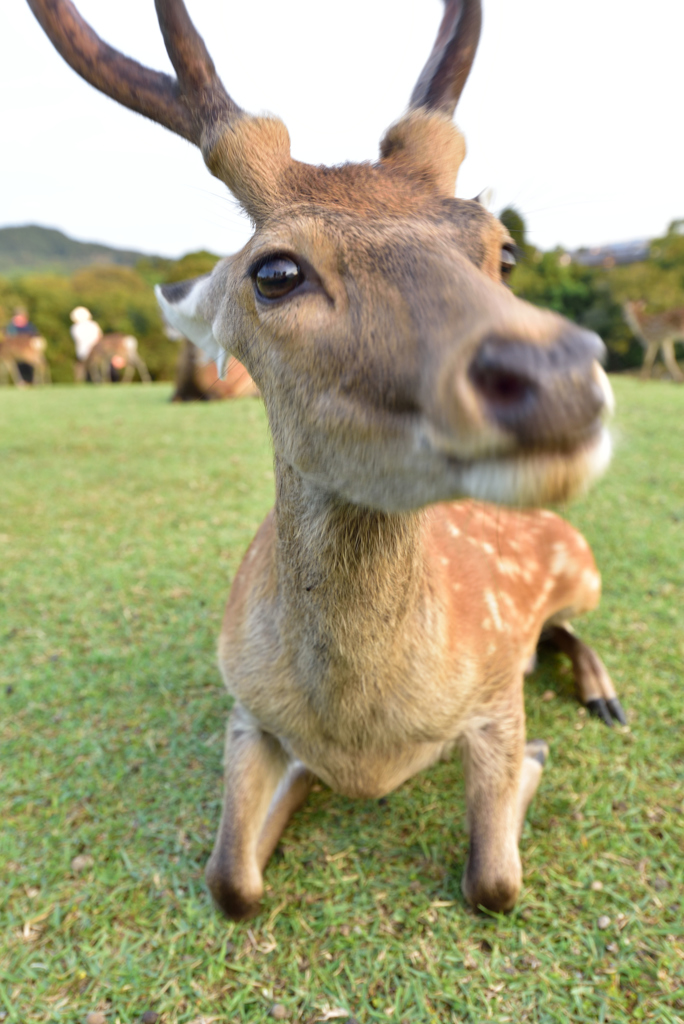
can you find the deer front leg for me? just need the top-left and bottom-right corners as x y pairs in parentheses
(545, 623), (626, 726)
(661, 338), (684, 382)
(205, 704), (313, 920)
(134, 355), (152, 383)
(461, 699), (546, 913)
(641, 341), (660, 379)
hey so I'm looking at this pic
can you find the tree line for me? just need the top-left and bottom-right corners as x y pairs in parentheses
(1, 219), (683, 382)
(0, 250), (218, 383)
(501, 211), (684, 371)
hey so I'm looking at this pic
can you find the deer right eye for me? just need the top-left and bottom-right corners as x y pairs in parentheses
(254, 257), (304, 300)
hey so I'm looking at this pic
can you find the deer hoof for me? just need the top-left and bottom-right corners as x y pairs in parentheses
(586, 697), (613, 726)
(606, 697), (627, 726)
(586, 695), (626, 726)
(525, 738), (549, 766)
(205, 865), (262, 921)
(462, 871), (521, 914)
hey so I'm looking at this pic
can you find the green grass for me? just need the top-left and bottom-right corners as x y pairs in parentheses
(1, 379), (682, 1024)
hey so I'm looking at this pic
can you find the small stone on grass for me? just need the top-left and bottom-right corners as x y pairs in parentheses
(141, 1013), (158, 1024)
(541, 690), (556, 702)
(597, 915), (611, 930)
(86, 1013), (106, 1024)
(270, 1005), (290, 1020)
(71, 854), (95, 874)
(591, 880), (603, 891)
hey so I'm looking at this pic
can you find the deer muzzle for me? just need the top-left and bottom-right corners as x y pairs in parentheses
(468, 327), (609, 452)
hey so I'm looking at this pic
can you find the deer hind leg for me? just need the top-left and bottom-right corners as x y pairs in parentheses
(544, 623), (626, 726)
(205, 704), (313, 920)
(641, 341), (660, 379)
(661, 338), (684, 382)
(133, 355), (152, 383)
(6, 358), (25, 387)
(461, 695), (546, 913)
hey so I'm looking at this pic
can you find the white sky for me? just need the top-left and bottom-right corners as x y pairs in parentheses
(2, 0), (682, 259)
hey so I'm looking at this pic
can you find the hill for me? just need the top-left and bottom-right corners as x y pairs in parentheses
(0, 224), (157, 276)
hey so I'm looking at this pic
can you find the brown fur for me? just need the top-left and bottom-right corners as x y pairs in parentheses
(624, 300), (684, 381)
(0, 333), (50, 385)
(85, 333), (151, 384)
(171, 339), (259, 401)
(29, 0), (620, 922)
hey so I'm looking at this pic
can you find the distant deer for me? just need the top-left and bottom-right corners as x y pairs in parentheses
(170, 335), (258, 401)
(0, 333), (51, 386)
(85, 333), (152, 384)
(623, 300), (684, 381)
(30, 0), (623, 918)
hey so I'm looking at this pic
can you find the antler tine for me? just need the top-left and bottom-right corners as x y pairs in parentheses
(409, 0), (482, 117)
(26, 0), (239, 147)
(154, 0), (240, 127)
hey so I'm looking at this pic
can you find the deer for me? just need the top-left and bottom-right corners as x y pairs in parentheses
(85, 333), (152, 384)
(28, 0), (625, 919)
(0, 333), (51, 386)
(170, 335), (258, 401)
(623, 299), (684, 382)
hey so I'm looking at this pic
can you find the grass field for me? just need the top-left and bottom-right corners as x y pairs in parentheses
(1, 379), (683, 1024)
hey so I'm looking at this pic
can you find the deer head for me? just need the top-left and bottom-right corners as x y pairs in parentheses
(29, 0), (613, 510)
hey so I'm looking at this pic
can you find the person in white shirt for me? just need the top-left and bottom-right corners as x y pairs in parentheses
(70, 306), (103, 381)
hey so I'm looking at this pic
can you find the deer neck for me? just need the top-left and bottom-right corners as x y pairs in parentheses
(273, 455), (425, 672)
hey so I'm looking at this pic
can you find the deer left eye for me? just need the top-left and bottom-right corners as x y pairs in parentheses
(254, 257), (304, 300)
(500, 246), (517, 282)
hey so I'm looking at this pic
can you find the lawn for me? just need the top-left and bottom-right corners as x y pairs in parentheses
(1, 378), (682, 1024)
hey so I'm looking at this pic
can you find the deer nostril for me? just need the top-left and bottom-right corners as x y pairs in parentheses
(468, 330), (606, 447)
(470, 364), (536, 409)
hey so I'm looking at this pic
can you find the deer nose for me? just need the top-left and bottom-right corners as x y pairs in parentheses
(469, 328), (608, 447)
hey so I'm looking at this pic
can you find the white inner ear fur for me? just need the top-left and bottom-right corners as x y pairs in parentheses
(474, 187), (494, 210)
(154, 278), (227, 377)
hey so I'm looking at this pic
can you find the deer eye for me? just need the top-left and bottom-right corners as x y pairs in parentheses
(500, 245), (517, 283)
(254, 257), (304, 300)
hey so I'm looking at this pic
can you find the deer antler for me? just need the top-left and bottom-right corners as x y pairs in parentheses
(410, 0), (482, 116)
(26, 0), (239, 146)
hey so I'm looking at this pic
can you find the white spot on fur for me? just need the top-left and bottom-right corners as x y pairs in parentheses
(448, 524), (461, 538)
(582, 568), (600, 591)
(441, 557), (450, 566)
(550, 543), (569, 575)
(484, 590), (504, 632)
(496, 557), (521, 578)
(499, 592), (518, 618)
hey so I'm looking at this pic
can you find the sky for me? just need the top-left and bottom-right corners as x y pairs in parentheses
(2, 0), (682, 259)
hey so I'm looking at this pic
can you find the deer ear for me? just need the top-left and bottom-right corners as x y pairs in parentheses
(155, 275), (226, 374)
(379, 110), (466, 197)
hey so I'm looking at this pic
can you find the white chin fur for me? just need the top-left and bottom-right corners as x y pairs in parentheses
(458, 427), (613, 506)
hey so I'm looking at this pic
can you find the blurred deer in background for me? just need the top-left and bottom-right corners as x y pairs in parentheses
(623, 300), (684, 381)
(29, 0), (623, 919)
(85, 333), (152, 384)
(165, 322), (258, 401)
(0, 333), (51, 386)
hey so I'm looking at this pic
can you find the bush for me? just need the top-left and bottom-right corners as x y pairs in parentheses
(503, 210), (684, 372)
(0, 251), (221, 384)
